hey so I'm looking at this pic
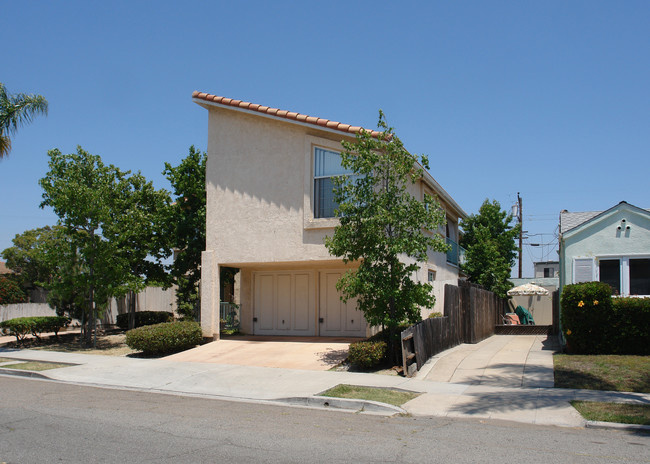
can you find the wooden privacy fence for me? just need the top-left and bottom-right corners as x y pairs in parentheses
(401, 281), (508, 377)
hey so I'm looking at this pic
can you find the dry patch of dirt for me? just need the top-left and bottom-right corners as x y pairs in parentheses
(4, 332), (136, 357)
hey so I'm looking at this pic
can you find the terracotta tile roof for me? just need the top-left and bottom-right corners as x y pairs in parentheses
(0, 261), (13, 274)
(192, 91), (384, 138)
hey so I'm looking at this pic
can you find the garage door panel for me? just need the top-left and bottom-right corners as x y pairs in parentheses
(275, 274), (292, 331)
(346, 304), (362, 331)
(293, 273), (310, 331)
(319, 271), (366, 337)
(256, 274), (275, 331)
(324, 273), (342, 332)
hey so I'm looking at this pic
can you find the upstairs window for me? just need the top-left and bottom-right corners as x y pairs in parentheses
(313, 147), (353, 219)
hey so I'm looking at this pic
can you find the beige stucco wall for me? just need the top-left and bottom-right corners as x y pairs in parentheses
(200, 104), (464, 337)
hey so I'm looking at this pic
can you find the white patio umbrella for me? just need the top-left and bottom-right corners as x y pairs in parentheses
(507, 283), (550, 296)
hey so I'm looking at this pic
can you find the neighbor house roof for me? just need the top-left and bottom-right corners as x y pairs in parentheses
(192, 91), (467, 219)
(559, 211), (602, 234)
(560, 201), (650, 235)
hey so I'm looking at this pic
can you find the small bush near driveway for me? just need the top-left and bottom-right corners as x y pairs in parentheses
(125, 321), (202, 355)
(348, 340), (387, 369)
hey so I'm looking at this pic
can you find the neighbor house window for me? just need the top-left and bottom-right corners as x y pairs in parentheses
(596, 257), (650, 296)
(599, 259), (621, 295)
(428, 270), (436, 282)
(313, 147), (353, 219)
(630, 258), (650, 295)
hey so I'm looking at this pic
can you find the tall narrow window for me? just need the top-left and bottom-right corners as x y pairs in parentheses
(630, 259), (650, 296)
(313, 147), (353, 219)
(599, 259), (620, 295)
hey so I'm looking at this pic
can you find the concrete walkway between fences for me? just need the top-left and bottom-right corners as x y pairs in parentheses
(1, 335), (649, 430)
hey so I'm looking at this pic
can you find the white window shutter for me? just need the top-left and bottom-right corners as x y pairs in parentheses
(573, 258), (595, 283)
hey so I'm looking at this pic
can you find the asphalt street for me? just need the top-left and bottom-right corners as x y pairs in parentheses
(1, 376), (648, 463)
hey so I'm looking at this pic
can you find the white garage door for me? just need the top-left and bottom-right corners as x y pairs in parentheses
(318, 271), (366, 338)
(253, 270), (316, 336)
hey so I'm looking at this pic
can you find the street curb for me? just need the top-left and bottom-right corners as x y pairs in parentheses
(585, 420), (650, 432)
(277, 396), (406, 415)
(0, 368), (50, 380)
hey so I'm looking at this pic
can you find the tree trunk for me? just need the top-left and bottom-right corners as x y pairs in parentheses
(128, 290), (136, 330)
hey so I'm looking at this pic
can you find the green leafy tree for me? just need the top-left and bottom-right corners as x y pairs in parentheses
(1, 225), (64, 289)
(163, 146), (206, 320)
(325, 111), (448, 362)
(459, 199), (520, 298)
(0, 83), (48, 158)
(40, 147), (172, 344)
(104, 171), (173, 328)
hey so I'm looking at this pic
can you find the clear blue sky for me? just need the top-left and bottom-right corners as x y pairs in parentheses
(2, 1), (648, 277)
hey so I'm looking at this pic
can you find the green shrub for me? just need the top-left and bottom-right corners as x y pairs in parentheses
(561, 282), (650, 355)
(611, 297), (650, 355)
(125, 321), (202, 355)
(116, 310), (174, 330)
(561, 281), (613, 354)
(0, 316), (70, 344)
(348, 340), (388, 369)
(366, 323), (411, 362)
(428, 312), (443, 318)
(0, 276), (27, 305)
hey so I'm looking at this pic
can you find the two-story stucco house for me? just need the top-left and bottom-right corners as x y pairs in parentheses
(193, 91), (467, 339)
(559, 201), (650, 297)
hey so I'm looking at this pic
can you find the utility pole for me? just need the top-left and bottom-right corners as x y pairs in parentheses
(518, 192), (523, 279)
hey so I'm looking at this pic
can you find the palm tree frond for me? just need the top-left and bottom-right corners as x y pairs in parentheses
(0, 83), (48, 159)
(0, 133), (11, 159)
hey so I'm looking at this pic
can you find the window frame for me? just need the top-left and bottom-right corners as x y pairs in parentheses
(303, 136), (352, 230)
(312, 146), (353, 219)
(594, 254), (650, 297)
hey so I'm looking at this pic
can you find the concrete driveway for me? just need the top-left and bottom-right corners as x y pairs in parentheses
(421, 334), (559, 388)
(164, 335), (358, 371)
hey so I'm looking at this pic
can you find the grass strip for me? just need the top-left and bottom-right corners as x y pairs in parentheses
(2, 361), (72, 371)
(319, 384), (421, 407)
(571, 401), (650, 426)
(554, 354), (650, 393)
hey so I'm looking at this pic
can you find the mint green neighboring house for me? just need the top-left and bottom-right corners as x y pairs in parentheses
(559, 201), (650, 299)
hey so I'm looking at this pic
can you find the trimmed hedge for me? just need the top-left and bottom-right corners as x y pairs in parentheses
(0, 316), (70, 344)
(610, 297), (650, 355)
(348, 340), (388, 369)
(116, 310), (174, 330)
(125, 321), (202, 355)
(561, 281), (650, 354)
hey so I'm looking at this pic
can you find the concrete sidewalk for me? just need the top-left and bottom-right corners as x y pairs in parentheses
(1, 336), (649, 429)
